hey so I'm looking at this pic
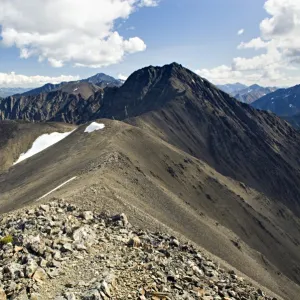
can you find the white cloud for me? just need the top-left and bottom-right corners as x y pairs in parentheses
(118, 73), (128, 81)
(238, 37), (269, 50)
(139, 0), (159, 7)
(0, 0), (158, 68)
(197, 0), (300, 87)
(0, 72), (80, 88)
(237, 29), (244, 35)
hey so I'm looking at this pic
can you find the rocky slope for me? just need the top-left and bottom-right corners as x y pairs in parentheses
(92, 63), (300, 215)
(1, 120), (300, 299)
(0, 200), (280, 300)
(251, 85), (300, 116)
(0, 84), (103, 124)
(234, 85), (277, 104)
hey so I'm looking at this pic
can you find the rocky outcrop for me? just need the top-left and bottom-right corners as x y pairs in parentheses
(0, 89), (103, 124)
(0, 200), (278, 300)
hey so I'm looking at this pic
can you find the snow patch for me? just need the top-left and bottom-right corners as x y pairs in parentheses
(84, 122), (105, 133)
(36, 177), (77, 201)
(14, 130), (75, 165)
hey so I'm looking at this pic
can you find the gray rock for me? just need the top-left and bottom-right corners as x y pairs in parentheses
(73, 226), (96, 245)
(81, 211), (94, 221)
(81, 289), (101, 300)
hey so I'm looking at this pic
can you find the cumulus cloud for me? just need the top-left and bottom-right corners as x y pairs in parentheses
(237, 29), (244, 36)
(197, 0), (300, 86)
(139, 0), (159, 7)
(0, 0), (158, 68)
(0, 72), (79, 88)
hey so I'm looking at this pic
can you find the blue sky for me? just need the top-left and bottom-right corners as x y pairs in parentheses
(0, 0), (299, 87)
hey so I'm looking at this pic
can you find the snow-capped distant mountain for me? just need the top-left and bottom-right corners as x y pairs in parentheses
(251, 84), (300, 116)
(217, 83), (247, 95)
(0, 87), (32, 98)
(234, 84), (277, 104)
(82, 73), (123, 88)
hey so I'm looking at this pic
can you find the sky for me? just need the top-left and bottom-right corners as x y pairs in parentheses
(0, 0), (299, 88)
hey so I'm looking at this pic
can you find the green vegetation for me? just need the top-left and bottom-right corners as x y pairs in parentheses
(0, 235), (13, 245)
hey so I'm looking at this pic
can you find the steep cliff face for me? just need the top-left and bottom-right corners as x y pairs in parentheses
(0, 84), (104, 124)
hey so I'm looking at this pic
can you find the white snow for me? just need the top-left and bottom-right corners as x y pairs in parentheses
(14, 130), (75, 165)
(36, 177), (77, 201)
(84, 122), (105, 133)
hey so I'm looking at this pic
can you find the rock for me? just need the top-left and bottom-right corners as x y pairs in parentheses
(170, 238), (180, 247)
(0, 287), (6, 300)
(25, 260), (38, 278)
(40, 205), (50, 213)
(82, 289), (101, 300)
(4, 262), (23, 280)
(111, 213), (128, 227)
(127, 236), (141, 248)
(32, 268), (48, 282)
(12, 289), (29, 300)
(73, 226), (96, 245)
(30, 293), (41, 300)
(0, 200), (273, 300)
(64, 293), (76, 300)
(100, 280), (111, 297)
(81, 211), (94, 221)
(61, 243), (73, 252)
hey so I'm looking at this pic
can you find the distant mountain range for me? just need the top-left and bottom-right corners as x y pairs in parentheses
(217, 83), (247, 95)
(234, 84), (277, 104)
(217, 83), (278, 104)
(0, 73), (123, 98)
(0, 87), (32, 98)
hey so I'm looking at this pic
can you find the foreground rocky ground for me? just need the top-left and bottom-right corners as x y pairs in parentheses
(0, 200), (278, 300)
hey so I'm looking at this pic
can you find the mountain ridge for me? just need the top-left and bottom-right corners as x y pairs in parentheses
(252, 84), (300, 116)
(2, 62), (300, 299)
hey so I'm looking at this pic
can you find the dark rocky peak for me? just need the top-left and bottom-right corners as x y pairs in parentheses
(83, 73), (123, 88)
